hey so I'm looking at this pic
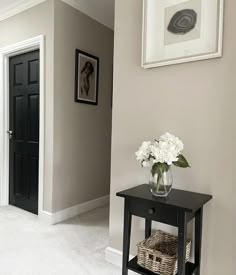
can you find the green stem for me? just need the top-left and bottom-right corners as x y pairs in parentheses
(155, 172), (162, 193)
(163, 179), (167, 193)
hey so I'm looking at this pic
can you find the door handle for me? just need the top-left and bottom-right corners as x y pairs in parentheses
(7, 130), (13, 140)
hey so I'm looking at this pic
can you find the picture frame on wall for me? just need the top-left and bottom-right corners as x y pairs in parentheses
(75, 49), (99, 105)
(142, 0), (224, 69)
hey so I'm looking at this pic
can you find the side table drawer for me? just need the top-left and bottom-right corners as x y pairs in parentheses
(128, 198), (178, 226)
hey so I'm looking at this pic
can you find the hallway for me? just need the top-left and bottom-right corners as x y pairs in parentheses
(0, 206), (120, 275)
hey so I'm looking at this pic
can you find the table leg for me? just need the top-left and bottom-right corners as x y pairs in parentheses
(195, 207), (203, 275)
(178, 212), (187, 275)
(145, 219), (152, 238)
(122, 200), (132, 275)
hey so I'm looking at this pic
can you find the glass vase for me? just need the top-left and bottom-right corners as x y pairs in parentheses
(149, 166), (173, 197)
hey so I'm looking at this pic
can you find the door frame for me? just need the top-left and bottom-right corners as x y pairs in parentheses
(0, 35), (45, 215)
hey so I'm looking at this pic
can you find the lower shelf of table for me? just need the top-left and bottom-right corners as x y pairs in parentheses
(128, 256), (197, 275)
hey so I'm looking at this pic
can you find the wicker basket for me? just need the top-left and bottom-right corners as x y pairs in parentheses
(137, 230), (192, 275)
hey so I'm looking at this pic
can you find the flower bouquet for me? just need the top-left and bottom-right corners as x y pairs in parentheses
(136, 133), (190, 197)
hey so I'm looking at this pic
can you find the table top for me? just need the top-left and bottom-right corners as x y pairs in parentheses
(117, 184), (212, 213)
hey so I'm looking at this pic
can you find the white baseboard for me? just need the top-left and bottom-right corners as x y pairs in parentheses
(105, 247), (136, 274)
(105, 247), (123, 267)
(39, 195), (109, 225)
(39, 210), (54, 224)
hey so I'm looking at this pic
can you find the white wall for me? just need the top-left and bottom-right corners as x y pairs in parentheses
(109, 0), (235, 274)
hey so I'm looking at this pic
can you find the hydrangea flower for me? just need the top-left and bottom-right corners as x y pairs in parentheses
(135, 133), (189, 168)
(135, 141), (152, 167)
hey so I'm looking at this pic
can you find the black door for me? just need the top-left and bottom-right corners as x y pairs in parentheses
(9, 50), (40, 215)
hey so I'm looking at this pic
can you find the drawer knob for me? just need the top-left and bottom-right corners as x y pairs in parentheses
(148, 208), (155, 215)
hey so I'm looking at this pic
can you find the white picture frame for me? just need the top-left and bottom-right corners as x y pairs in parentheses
(142, 0), (224, 69)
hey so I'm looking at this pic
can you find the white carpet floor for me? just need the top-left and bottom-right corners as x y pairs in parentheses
(0, 205), (121, 275)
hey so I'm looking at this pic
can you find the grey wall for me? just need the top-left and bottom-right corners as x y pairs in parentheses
(0, 0), (114, 213)
(52, 1), (114, 212)
(109, 0), (235, 274)
(0, 0), (55, 212)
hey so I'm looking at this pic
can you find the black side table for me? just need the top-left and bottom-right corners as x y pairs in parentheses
(117, 184), (212, 275)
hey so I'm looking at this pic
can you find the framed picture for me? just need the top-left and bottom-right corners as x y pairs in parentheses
(75, 49), (99, 105)
(142, 0), (224, 68)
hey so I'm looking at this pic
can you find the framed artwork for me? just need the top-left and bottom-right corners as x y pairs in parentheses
(142, 0), (224, 68)
(75, 49), (99, 105)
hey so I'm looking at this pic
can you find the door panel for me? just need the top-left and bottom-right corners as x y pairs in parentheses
(14, 62), (24, 86)
(29, 157), (39, 201)
(9, 50), (39, 214)
(28, 59), (39, 84)
(14, 153), (25, 196)
(14, 96), (25, 140)
(28, 94), (39, 142)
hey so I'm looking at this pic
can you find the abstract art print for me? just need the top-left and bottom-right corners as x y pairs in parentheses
(75, 49), (99, 105)
(142, 0), (224, 68)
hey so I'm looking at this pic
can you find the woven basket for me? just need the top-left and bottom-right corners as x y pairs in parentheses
(137, 230), (192, 275)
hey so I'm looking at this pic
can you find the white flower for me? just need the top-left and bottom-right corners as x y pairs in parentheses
(150, 142), (165, 163)
(156, 133), (183, 165)
(135, 141), (152, 166)
(136, 133), (184, 167)
(153, 133), (183, 165)
(142, 161), (151, 167)
(159, 132), (184, 154)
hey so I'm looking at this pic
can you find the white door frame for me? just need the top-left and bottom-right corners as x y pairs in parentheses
(0, 35), (45, 215)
